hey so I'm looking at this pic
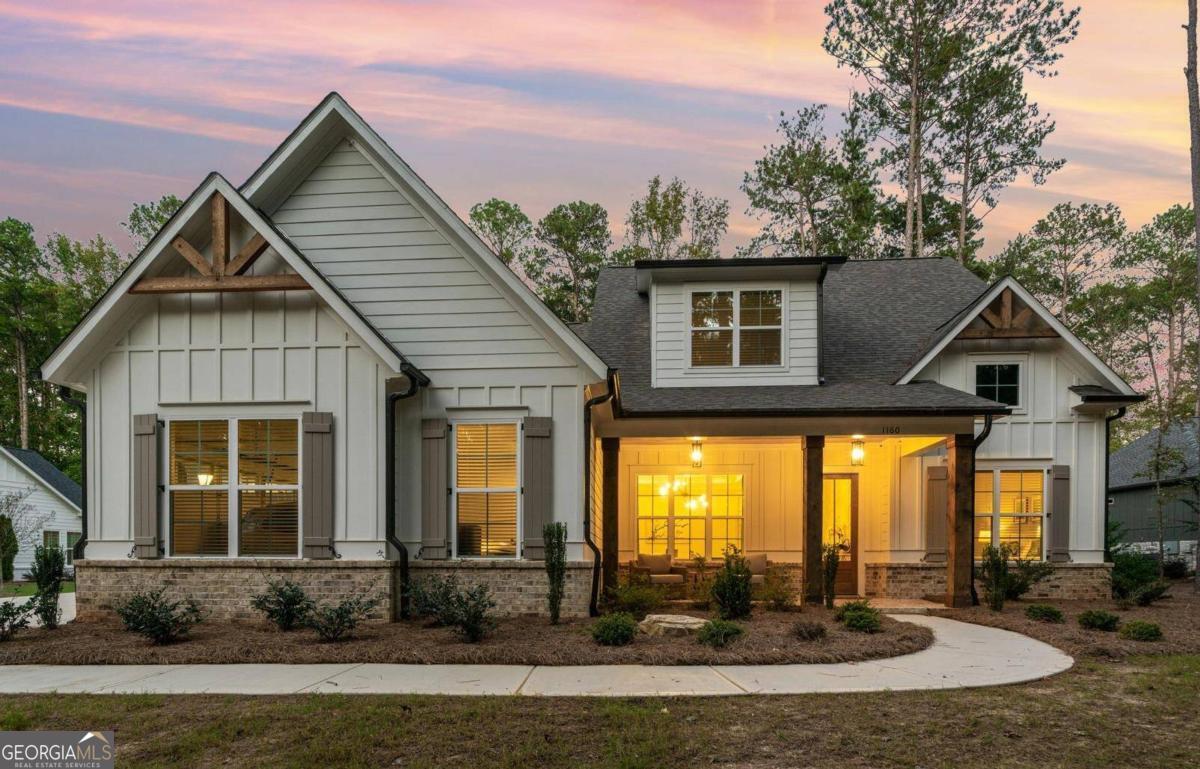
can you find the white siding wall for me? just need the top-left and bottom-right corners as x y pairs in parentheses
(0, 454), (81, 578)
(84, 290), (392, 560)
(914, 340), (1108, 562)
(651, 280), (819, 388)
(272, 139), (596, 560)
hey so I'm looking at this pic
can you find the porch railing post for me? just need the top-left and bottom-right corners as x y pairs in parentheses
(945, 433), (976, 608)
(804, 434), (825, 606)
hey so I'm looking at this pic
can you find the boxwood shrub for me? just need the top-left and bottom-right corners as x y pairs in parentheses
(591, 612), (638, 646)
(1118, 620), (1163, 642)
(697, 619), (743, 648)
(1024, 604), (1064, 624)
(1078, 609), (1120, 632)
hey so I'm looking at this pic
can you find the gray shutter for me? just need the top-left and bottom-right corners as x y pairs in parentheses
(420, 418), (450, 559)
(1049, 465), (1071, 562)
(521, 417), (554, 559)
(923, 465), (948, 563)
(132, 414), (160, 558)
(301, 412), (334, 559)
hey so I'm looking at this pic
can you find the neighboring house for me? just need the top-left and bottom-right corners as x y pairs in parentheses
(1108, 419), (1199, 566)
(41, 93), (1143, 621)
(0, 446), (83, 579)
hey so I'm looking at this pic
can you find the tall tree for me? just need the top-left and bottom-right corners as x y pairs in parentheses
(619, 176), (729, 261)
(122, 194), (183, 254)
(0, 219), (55, 449)
(1185, 0), (1200, 589)
(468, 198), (532, 268)
(522, 202), (615, 323)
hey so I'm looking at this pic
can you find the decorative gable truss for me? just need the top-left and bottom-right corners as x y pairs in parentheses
(956, 287), (1056, 340)
(130, 192), (310, 294)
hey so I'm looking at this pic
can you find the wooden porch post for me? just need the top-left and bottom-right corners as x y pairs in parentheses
(945, 433), (976, 608)
(601, 437), (620, 596)
(804, 435), (825, 605)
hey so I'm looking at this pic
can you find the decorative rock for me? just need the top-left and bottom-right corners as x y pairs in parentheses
(638, 614), (708, 637)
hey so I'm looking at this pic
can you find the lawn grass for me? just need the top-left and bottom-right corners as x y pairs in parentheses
(0, 580), (74, 598)
(1, 655), (1196, 768)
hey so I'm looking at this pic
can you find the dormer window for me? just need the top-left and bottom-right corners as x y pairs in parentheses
(690, 288), (783, 368)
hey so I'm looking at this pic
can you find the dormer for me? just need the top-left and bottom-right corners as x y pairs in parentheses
(636, 257), (843, 389)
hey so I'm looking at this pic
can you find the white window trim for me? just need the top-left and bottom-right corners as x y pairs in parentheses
(975, 464), (1049, 562)
(162, 416), (303, 560)
(969, 353), (1029, 415)
(684, 284), (788, 372)
(449, 417), (523, 560)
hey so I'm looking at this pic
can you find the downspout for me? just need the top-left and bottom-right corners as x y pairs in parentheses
(970, 414), (995, 607)
(57, 387), (87, 561)
(1103, 407), (1128, 562)
(582, 370), (617, 617)
(386, 370), (423, 619)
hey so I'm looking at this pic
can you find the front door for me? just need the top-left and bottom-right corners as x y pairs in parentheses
(823, 474), (859, 596)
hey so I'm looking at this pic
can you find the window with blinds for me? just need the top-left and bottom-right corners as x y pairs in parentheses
(974, 468), (1044, 561)
(454, 423), (519, 558)
(169, 420), (230, 556)
(690, 288), (783, 368)
(237, 419), (299, 557)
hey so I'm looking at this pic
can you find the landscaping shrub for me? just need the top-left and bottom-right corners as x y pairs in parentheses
(840, 603), (882, 633)
(978, 544), (1011, 611)
(833, 599), (873, 622)
(1133, 580), (1170, 607)
(1078, 609), (1120, 632)
(792, 620), (827, 641)
(1005, 555), (1055, 600)
(711, 546), (753, 620)
(306, 596), (379, 642)
(1110, 550), (1159, 600)
(409, 574), (460, 626)
(757, 565), (798, 611)
(543, 522), (567, 624)
(250, 579), (315, 631)
(28, 544), (65, 630)
(1118, 620), (1163, 642)
(115, 589), (204, 644)
(820, 543), (840, 609)
(0, 515), (16, 583)
(449, 584), (497, 643)
(697, 619), (743, 648)
(1162, 558), (1189, 580)
(687, 556), (714, 609)
(0, 600), (31, 641)
(1024, 604), (1064, 623)
(605, 581), (665, 620)
(591, 612), (637, 646)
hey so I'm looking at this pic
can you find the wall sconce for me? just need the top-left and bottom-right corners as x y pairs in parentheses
(690, 437), (703, 468)
(850, 436), (866, 466)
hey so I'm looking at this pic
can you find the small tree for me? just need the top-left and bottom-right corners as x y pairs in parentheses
(0, 516), (16, 584)
(820, 543), (841, 609)
(543, 522), (567, 624)
(29, 544), (65, 629)
(711, 546), (753, 620)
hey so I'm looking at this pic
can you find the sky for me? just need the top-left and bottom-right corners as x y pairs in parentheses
(0, 0), (1193, 257)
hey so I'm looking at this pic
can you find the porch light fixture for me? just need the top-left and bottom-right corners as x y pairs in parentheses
(690, 437), (703, 468)
(850, 436), (866, 466)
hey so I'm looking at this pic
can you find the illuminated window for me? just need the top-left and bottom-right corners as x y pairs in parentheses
(169, 420), (230, 556)
(974, 471), (994, 560)
(690, 289), (783, 367)
(635, 472), (744, 559)
(454, 423), (518, 558)
(974, 469), (1044, 561)
(237, 420), (299, 557)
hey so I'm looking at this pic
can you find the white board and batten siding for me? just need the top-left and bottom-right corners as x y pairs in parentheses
(916, 340), (1108, 562)
(84, 289), (393, 560)
(0, 452), (81, 578)
(271, 139), (597, 558)
(650, 281), (819, 388)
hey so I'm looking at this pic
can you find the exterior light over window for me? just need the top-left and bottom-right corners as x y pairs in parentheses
(850, 437), (865, 466)
(690, 437), (703, 468)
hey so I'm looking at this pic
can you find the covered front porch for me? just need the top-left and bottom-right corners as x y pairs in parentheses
(592, 415), (986, 608)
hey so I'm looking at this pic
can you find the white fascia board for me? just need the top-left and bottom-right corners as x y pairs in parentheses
(897, 276), (1137, 396)
(0, 446), (81, 513)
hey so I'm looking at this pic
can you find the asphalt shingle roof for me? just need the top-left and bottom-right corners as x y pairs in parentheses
(3, 447), (82, 509)
(581, 259), (1008, 416)
(1109, 419), (1200, 490)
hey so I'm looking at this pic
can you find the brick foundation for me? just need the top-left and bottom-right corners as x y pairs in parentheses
(408, 560), (593, 618)
(75, 559), (397, 621)
(864, 561), (1113, 602)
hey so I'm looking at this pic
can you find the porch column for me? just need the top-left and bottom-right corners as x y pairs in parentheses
(804, 435), (825, 605)
(601, 437), (620, 596)
(945, 433), (976, 608)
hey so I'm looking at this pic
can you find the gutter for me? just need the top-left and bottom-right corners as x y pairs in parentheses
(1103, 407), (1128, 561)
(385, 373), (424, 619)
(57, 386), (87, 562)
(582, 370), (618, 617)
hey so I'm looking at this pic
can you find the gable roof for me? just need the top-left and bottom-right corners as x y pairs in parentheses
(41, 172), (427, 389)
(896, 276), (1138, 396)
(0, 446), (82, 511)
(241, 92), (608, 380)
(1109, 419), (1200, 490)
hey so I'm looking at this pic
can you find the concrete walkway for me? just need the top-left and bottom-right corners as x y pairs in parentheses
(0, 615), (1072, 697)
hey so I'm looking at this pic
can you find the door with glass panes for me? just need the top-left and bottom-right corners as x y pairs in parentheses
(822, 474), (858, 596)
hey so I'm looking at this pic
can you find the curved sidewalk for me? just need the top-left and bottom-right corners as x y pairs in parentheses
(0, 615), (1072, 697)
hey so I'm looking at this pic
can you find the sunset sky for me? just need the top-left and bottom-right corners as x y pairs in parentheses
(0, 0), (1192, 256)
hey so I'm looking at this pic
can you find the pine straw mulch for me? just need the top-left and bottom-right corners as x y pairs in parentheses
(931, 579), (1200, 659)
(0, 606), (933, 666)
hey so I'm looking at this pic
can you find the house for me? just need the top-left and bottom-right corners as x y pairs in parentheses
(41, 93), (1142, 621)
(1108, 419), (1199, 566)
(0, 446), (83, 579)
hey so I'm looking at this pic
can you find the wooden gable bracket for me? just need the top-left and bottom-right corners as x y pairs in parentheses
(957, 287), (1058, 340)
(129, 193), (311, 294)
